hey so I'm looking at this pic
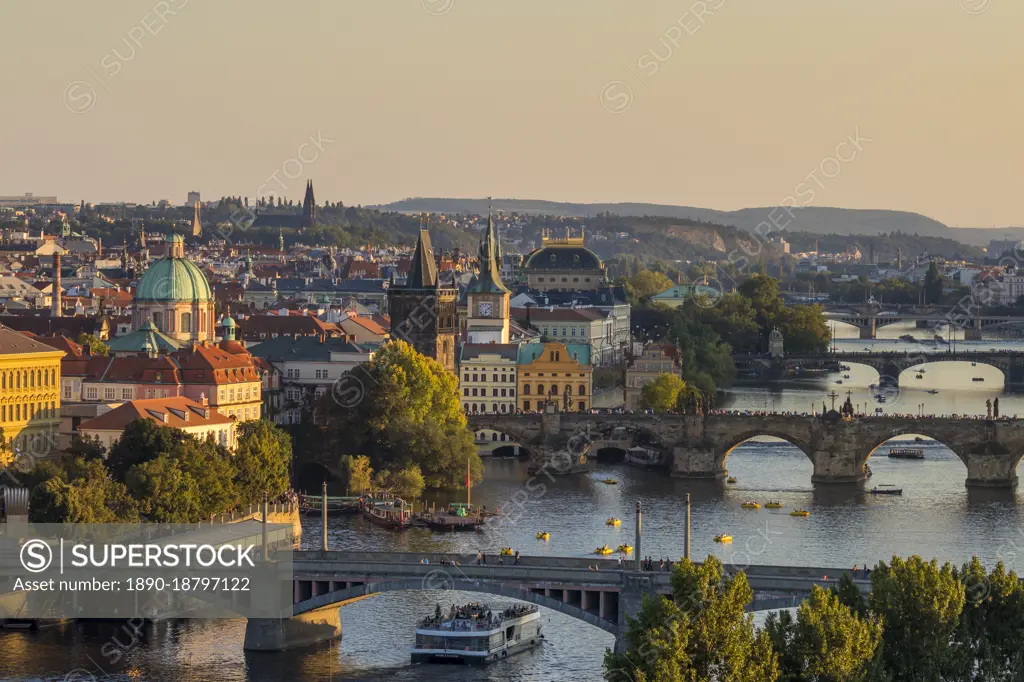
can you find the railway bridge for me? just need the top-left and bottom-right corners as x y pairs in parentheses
(243, 550), (869, 652)
(468, 411), (1024, 488)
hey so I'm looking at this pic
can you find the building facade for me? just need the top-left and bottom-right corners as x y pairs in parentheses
(521, 229), (605, 292)
(516, 341), (592, 413)
(0, 326), (63, 458)
(79, 397), (237, 451)
(460, 344), (518, 415)
(623, 343), (682, 410)
(133, 232), (215, 343)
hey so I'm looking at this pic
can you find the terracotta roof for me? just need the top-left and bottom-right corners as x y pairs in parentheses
(237, 314), (339, 340)
(36, 334), (84, 357)
(172, 343), (260, 384)
(340, 315), (387, 335)
(79, 397), (234, 432)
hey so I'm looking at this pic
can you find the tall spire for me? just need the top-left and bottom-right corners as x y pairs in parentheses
(302, 180), (316, 228)
(121, 238), (128, 269)
(192, 200), (202, 237)
(467, 206), (510, 295)
(407, 228), (439, 288)
(51, 252), (62, 318)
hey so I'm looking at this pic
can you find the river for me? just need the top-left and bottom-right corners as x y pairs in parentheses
(3, 321), (1024, 681)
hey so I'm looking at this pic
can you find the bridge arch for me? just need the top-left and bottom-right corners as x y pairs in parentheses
(718, 430), (815, 468)
(896, 360), (1005, 390)
(291, 579), (618, 635)
(865, 434), (969, 468)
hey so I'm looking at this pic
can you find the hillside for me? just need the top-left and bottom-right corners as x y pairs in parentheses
(377, 198), (952, 238)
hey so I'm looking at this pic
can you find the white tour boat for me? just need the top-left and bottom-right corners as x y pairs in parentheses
(411, 602), (542, 665)
(625, 445), (661, 469)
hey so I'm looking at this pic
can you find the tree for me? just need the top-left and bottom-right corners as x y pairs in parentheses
(171, 438), (239, 518)
(952, 557), (1024, 681)
(66, 435), (106, 461)
(606, 555), (778, 681)
(788, 585), (882, 682)
(234, 420), (293, 503)
(379, 465), (426, 500)
(318, 341), (482, 489)
(29, 457), (138, 523)
(869, 556), (965, 680)
(76, 333), (110, 356)
(106, 419), (187, 479)
(831, 573), (867, 617)
(0, 427), (11, 468)
(626, 270), (674, 301)
(640, 373), (687, 412)
(924, 261), (944, 305)
(125, 455), (203, 523)
(340, 454), (372, 494)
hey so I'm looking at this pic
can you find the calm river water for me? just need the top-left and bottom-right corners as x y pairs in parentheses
(4, 322), (1024, 681)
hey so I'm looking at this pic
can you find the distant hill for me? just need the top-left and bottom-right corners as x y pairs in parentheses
(377, 198), (952, 238)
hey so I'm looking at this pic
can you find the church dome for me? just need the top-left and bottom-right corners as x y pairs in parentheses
(523, 245), (602, 271)
(136, 258), (212, 303)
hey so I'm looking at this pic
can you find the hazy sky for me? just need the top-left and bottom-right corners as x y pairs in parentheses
(2, 0), (1022, 226)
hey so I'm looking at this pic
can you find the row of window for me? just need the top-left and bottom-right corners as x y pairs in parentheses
(0, 367), (57, 390)
(287, 369), (332, 379)
(522, 384), (586, 396)
(464, 387), (515, 397)
(464, 403), (512, 413)
(0, 401), (57, 423)
(541, 327), (587, 337)
(476, 432), (514, 442)
(522, 372), (587, 378)
(462, 373), (515, 383)
(535, 276), (593, 284)
(151, 310), (208, 334)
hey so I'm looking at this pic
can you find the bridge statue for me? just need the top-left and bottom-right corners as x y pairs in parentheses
(468, 411), (1024, 488)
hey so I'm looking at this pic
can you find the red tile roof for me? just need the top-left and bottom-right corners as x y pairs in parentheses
(79, 397), (235, 431)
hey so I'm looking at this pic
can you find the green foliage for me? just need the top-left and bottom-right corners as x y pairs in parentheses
(66, 435), (106, 461)
(76, 333), (110, 356)
(606, 556), (778, 681)
(106, 419), (187, 479)
(869, 556), (965, 680)
(831, 573), (868, 617)
(235, 420), (293, 503)
(625, 270), (674, 302)
(172, 438), (240, 518)
(125, 455), (202, 523)
(29, 457), (138, 523)
(377, 465), (426, 500)
(319, 341), (482, 489)
(951, 558), (1024, 681)
(787, 585), (883, 682)
(339, 454), (373, 495)
(640, 373), (687, 412)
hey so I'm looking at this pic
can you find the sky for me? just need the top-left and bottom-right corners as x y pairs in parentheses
(1, 0), (1022, 227)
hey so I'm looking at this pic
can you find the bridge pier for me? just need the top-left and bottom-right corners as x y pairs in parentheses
(243, 606), (341, 652)
(858, 323), (876, 340)
(964, 453), (1021, 488)
(670, 447), (726, 480)
(810, 448), (868, 485)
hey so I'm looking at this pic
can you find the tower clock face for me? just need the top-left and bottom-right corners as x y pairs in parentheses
(479, 302), (493, 317)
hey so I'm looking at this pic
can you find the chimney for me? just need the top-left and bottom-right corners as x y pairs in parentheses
(52, 252), (62, 318)
(200, 392), (208, 406)
(98, 237), (102, 257)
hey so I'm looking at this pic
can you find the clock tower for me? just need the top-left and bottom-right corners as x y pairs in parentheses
(465, 211), (511, 344)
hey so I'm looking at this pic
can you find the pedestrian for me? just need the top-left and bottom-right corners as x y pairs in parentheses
(476, 551), (482, 566)
(482, 552), (487, 565)
(514, 551), (520, 566)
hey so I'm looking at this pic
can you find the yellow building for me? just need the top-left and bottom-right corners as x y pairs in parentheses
(516, 341), (592, 413)
(0, 325), (64, 462)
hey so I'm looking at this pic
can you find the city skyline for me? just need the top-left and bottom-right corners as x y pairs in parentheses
(1, 0), (1023, 226)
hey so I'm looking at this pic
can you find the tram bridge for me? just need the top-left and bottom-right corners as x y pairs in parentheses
(468, 410), (1024, 487)
(243, 551), (868, 652)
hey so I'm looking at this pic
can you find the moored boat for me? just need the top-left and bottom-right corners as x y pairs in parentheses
(361, 493), (413, 530)
(887, 447), (924, 459)
(298, 494), (360, 516)
(727, 477), (737, 484)
(412, 603), (542, 665)
(418, 502), (486, 532)
(625, 446), (661, 469)
(871, 485), (903, 495)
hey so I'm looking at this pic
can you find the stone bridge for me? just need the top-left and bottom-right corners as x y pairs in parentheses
(734, 350), (1024, 388)
(468, 412), (1024, 487)
(243, 550), (868, 652)
(822, 304), (1024, 339)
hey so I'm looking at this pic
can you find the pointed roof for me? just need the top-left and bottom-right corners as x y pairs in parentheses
(466, 211), (510, 295)
(406, 229), (439, 288)
(192, 200), (202, 237)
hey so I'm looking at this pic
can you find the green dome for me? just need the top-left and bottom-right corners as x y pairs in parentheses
(221, 316), (237, 328)
(136, 257), (212, 303)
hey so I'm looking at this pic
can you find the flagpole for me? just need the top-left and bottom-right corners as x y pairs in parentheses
(467, 458), (471, 508)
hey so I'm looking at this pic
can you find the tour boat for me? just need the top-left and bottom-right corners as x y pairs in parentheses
(616, 544), (633, 554)
(361, 494), (412, 530)
(765, 502), (783, 509)
(412, 603), (542, 665)
(741, 502), (761, 509)
(625, 446), (661, 469)
(595, 545), (613, 555)
(870, 485), (903, 495)
(535, 532), (549, 541)
(790, 509), (810, 517)
(843, 374), (850, 379)
(714, 534), (732, 543)
(606, 518), (621, 526)
(419, 503), (487, 532)
(927, 389), (939, 395)
(727, 477), (737, 484)
(887, 447), (924, 460)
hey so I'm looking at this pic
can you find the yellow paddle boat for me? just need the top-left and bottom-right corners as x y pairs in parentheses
(741, 502), (761, 509)
(500, 547), (514, 556)
(602, 478), (618, 485)
(606, 517), (621, 526)
(765, 502), (783, 509)
(714, 534), (733, 543)
(616, 544), (633, 554)
(536, 532), (550, 540)
(727, 477), (737, 484)
(790, 509), (810, 517)
(595, 545), (613, 555)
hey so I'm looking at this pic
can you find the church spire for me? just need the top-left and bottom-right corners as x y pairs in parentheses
(407, 227), (439, 288)
(192, 199), (202, 237)
(302, 180), (316, 228)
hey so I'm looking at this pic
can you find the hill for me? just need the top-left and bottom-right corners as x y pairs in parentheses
(377, 198), (951, 238)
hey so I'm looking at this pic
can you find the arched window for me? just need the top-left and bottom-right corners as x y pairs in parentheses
(51, 369), (56, 385)
(549, 351), (554, 361)
(181, 312), (192, 333)
(1, 373), (5, 389)
(556, 352), (561, 361)
(492, 433), (498, 441)
(537, 384), (544, 395)
(550, 385), (558, 395)
(579, 385), (586, 396)
(492, 403), (498, 413)
(523, 384), (531, 395)
(36, 370), (42, 387)
(472, 403), (478, 412)
(500, 404), (507, 413)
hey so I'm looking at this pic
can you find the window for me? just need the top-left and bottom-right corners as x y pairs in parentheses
(492, 388), (498, 397)
(561, 328), (566, 336)
(472, 388), (478, 397)
(524, 400), (531, 410)
(64, 385), (71, 399)
(571, 328), (576, 336)
(293, 369), (300, 379)
(549, 351), (554, 361)
(579, 401), (585, 411)
(580, 327), (586, 337)
(472, 374), (478, 382)
(463, 374), (469, 382)
(579, 385), (586, 396)
(500, 404), (507, 413)
(537, 384), (544, 395)
(463, 388), (469, 396)
(523, 384), (530, 395)
(501, 389), (506, 397)
(509, 388), (515, 396)
(104, 387), (116, 400)
(153, 311), (163, 331)
(492, 374), (497, 382)
(87, 387), (98, 400)
(121, 388), (132, 400)
(181, 312), (192, 333)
